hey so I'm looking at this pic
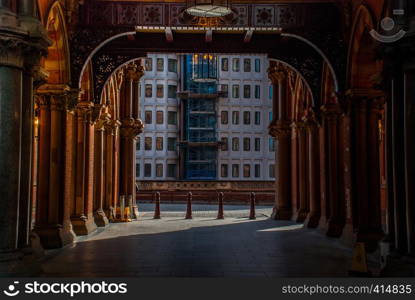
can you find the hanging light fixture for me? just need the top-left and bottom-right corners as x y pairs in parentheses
(186, 0), (232, 18)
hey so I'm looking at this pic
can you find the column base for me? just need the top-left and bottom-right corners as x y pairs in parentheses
(318, 215), (329, 232)
(33, 224), (76, 249)
(304, 212), (320, 228)
(340, 223), (356, 247)
(94, 209), (109, 227)
(294, 209), (309, 223)
(71, 215), (97, 236)
(271, 206), (292, 220)
(326, 218), (345, 238)
(356, 229), (385, 253)
(0, 250), (41, 276)
(131, 204), (139, 220)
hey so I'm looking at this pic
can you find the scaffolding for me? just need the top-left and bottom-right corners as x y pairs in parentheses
(180, 54), (220, 180)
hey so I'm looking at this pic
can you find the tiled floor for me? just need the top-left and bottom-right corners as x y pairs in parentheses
(40, 205), (353, 277)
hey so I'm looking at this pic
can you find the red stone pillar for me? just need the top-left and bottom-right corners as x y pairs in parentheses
(295, 121), (309, 222)
(119, 63), (144, 220)
(268, 62), (292, 220)
(304, 117), (321, 228)
(94, 113), (110, 226)
(322, 103), (345, 237)
(71, 101), (97, 235)
(350, 92), (385, 250)
(290, 122), (299, 220)
(33, 90), (76, 249)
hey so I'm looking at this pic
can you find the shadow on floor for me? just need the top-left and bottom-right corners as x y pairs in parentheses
(39, 217), (353, 278)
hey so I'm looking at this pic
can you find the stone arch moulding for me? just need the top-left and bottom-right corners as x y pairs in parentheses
(347, 4), (382, 90)
(78, 33), (332, 104)
(42, 1), (71, 86)
(268, 58), (316, 107)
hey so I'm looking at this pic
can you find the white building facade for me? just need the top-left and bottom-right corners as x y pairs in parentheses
(136, 53), (275, 181)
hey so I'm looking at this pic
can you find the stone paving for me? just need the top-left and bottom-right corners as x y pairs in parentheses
(40, 205), (353, 278)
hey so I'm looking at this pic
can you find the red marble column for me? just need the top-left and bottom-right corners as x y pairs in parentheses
(304, 117), (321, 228)
(290, 123), (299, 220)
(322, 103), (345, 238)
(94, 113), (110, 227)
(295, 121), (309, 222)
(33, 90), (76, 248)
(350, 92), (385, 250)
(268, 62), (292, 220)
(71, 101), (97, 235)
(119, 63), (144, 220)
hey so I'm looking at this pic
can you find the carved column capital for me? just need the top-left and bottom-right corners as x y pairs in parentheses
(269, 120), (291, 139)
(120, 118), (144, 139)
(267, 62), (288, 84)
(321, 103), (342, 122)
(96, 112), (111, 131)
(76, 101), (94, 122)
(125, 63), (145, 82)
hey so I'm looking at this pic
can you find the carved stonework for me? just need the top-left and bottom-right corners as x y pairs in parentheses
(125, 63), (145, 82)
(268, 62), (288, 84)
(76, 101), (94, 122)
(269, 121), (291, 138)
(120, 118), (144, 140)
(254, 6), (275, 26)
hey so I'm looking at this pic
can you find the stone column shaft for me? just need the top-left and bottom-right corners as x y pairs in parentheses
(304, 121), (321, 228)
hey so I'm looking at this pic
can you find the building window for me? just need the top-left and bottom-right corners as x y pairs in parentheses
(145, 111), (152, 124)
(243, 111), (251, 125)
(156, 84), (164, 98)
(232, 137), (239, 151)
(232, 58), (240, 72)
(156, 164), (163, 177)
(221, 111), (228, 124)
(221, 58), (229, 71)
(136, 164), (140, 178)
(232, 111), (239, 125)
(145, 137), (152, 150)
(156, 137), (163, 151)
(269, 111), (273, 122)
(254, 138), (261, 151)
(136, 137), (140, 151)
(156, 111), (164, 124)
(243, 85), (251, 98)
(255, 111), (261, 125)
(167, 164), (176, 178)
(255, 164), (261, 178)
(269, 164), (275, 178)
(144, 164), (151, 177)
(157, 58), (164, 71)
(220, 84), (228, 97)
(168, 59), (177, 73)
(269, 85), (273, 100)
(168, 111), (177, 125)
(221, 164), (228, 177)
(255, 59), (261, 72)
(145, 58), (153, 72)
(269, 137), (275, 152)
(243, 164), (251, 178)
(232, 84), (240, 98)
(243, 58), (251, 72)
(167, 137), (177, 151)
(168, 85), (177, 98)
(232, 164), (239, 178)
(145, 84), (152, 98)
(243, 137), (250, 151)
(221, 137), (228, 151)
(255, 85), (261, 99)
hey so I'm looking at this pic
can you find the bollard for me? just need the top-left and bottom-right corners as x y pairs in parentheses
(154, 191), (161, 219)
(185, 191), (193, 219)
(217, 192), (224, 219)
(249, 192), (256, 220)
